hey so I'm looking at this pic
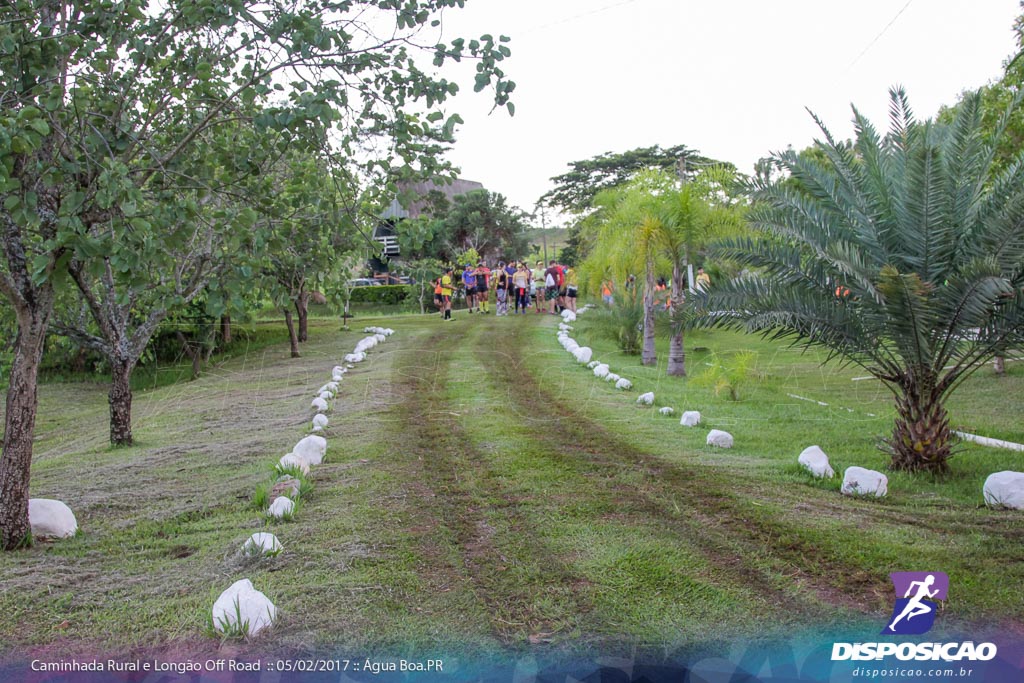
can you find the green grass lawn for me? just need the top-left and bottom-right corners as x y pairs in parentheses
(0, 309), (1021, 664)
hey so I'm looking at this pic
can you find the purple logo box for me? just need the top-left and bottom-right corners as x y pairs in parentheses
(890, 572), (949, 600)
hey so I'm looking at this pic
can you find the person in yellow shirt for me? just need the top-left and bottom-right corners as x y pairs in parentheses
(564, 265), (579, 313)
(440, 267), (454, 320)
(695, 267), (711, 292)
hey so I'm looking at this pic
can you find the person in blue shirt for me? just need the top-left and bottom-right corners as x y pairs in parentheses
(462, 264), (477, 313)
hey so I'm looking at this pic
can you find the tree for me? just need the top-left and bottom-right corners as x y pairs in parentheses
(436, 189), (531, 261)
(656, 167), (745, 376)
(580, 176), (668, 365)
(540, 145), (729, 216)
(0, 0), (514, 549)
(700, 88), (1024, 474)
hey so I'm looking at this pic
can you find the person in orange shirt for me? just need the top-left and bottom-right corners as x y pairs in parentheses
(601, 280), (614, 305)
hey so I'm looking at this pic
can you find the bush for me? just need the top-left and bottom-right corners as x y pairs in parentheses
(347, 285), (411, 306)
(694, 351), (760, 401)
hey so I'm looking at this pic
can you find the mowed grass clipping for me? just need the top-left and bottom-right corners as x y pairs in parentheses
(0, 310), (1021, 662)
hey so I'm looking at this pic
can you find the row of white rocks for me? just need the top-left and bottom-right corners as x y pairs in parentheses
(213, 326), (396, 637)
(558, 316), (1024, 509)
(557, 306), (638, 396)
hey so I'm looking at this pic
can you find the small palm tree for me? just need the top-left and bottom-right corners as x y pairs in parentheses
(657, 167), (745, 375)
(700, 88), (1024, 474)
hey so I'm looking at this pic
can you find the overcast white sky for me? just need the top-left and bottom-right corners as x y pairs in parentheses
(431, 0), (1021, 223)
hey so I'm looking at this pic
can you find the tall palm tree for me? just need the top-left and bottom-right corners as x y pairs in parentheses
(657, 169), (745, 375)
(700, 88), (1024, 474)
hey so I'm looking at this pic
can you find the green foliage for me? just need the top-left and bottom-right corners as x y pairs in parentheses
(347, 285), (411, 306)
(693, 351), (760, 401)
(700, 87), (1024, 473)
(581, 297), (645, 355)
(541, 145), (733, 215)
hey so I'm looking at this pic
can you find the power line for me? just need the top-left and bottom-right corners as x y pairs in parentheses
(521, 0), (642, 36)
(848, 0), (915, 70)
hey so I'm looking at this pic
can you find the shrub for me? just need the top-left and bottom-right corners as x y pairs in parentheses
(347, 285), (411, 306)
(694, 351), (760, 401)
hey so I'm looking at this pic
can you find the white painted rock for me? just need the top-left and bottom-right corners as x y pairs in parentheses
(212, 579), (277, 636)
(293, 435), (327, 466)
(587, 361), (600, 369)
(798, 445), (835, 478)
(317, 391), (332, 402)
(323, 382), (339, 393)
(558, 323), (573, 331)
(680, 411), (701, 427)
(311, 414), (329, 431)
(561, 310), (577, 322)
(311, 397), (329, 412)
(602, 373), (618, 383)
(593, 364), (610, 378)
(332, 365), (345, 375)
(706, 429), (734, 448)
(615, 378), (632, 390)
(841, 466), (888, 497)
(267, 496), (295, 519)
(659, 407), (675, 416)
(278, 454), (310, 475)
(573, 347), (593, 364)
(374, 333), (386, 343)
(983, 471), (1024, 509)
(565, 341), (580, 353)
(637, 392), (654, 405)
(28, 499), (78, 539)
(242, 533), (282, 556)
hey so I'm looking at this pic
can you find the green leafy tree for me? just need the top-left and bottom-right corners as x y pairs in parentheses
(700, 88), (1024, 474)
(541, 144), (730, 216)
(0, 0), (514, 549)
(437, 189), (531, 261)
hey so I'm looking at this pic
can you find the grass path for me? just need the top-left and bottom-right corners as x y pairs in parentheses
(1, 314), (1022, 663)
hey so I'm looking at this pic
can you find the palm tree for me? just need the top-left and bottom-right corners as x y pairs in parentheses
(581, 179), (665, 364)
(700, 88), (1024, 474)
(657, 168), (745, 375)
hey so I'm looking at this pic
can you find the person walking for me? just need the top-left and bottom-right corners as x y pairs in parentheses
(433, 277), (443, 313)
(462, 263), (477, 313)
(513, 263), (530, 314)
(564, 264), (579, 313)
(601, 279), (614, 306)
(440, 267), (454, 320)
(494, 262), (510, 316)
(533, 260), (547, 313)
(475, 262), (491, 314)
(544, 260), (560, 314)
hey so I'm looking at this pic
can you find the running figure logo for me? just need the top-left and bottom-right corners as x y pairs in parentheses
(883, 572), (949, 635)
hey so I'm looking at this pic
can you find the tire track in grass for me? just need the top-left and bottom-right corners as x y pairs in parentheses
(459, 325), (818, 646)
(496, 321), (881, 620)
(384, 326), (592, 647)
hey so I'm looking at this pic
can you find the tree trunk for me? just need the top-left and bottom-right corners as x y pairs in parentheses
(994, 356), (1006, 375)
(667, 263), (687, 376)
(888, 378), (952, 474)
(220, 314), (232, 345)
(0, 304), (52, 549)
(109, 358), (136, 447)
(641, 258), (657, 366)
(295, 292), (309, 342)
(284, 309), (300, 358)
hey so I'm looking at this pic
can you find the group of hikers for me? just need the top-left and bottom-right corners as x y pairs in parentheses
(433, 260), (578, 320)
